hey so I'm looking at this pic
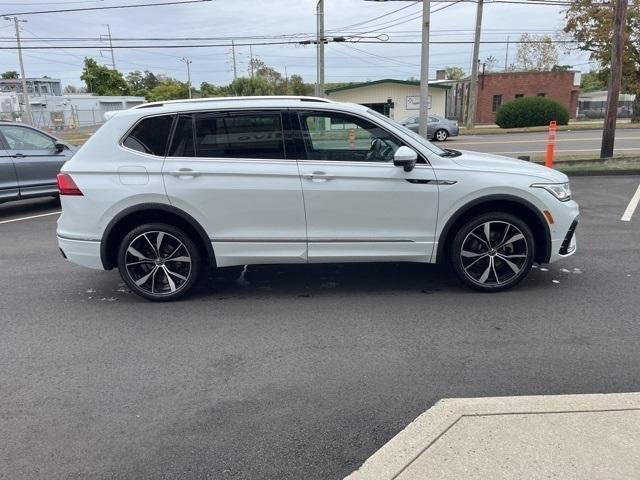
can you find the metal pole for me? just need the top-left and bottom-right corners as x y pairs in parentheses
(601, 0), (628, 159)
(504, 35), (509, 72)
(465, 0), (483, 129)
(14, 17), (32, 125)
(231, 39), (237, 80)
(417, 0), (430, 137)
(315, 1), (321, 96)
(106, 24), (116, 69)
(318, 0), (325, 97)
(249, 44), (254, 77)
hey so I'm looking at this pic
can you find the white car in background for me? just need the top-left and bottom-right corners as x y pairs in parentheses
(57, 96), (579, 301)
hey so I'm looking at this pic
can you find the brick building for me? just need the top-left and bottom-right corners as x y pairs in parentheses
(475, 71), (581, 124)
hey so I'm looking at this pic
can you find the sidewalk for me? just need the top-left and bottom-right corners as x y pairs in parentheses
(345, 393), (640, 480)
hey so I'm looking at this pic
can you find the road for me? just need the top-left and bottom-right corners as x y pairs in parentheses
(1, 176), (639, 480)
(449, 128), (640, 157)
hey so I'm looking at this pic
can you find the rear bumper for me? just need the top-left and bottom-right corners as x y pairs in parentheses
(57, 235), (104, 270)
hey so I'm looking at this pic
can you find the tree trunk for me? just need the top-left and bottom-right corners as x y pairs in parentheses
(633, 82), (640, 123)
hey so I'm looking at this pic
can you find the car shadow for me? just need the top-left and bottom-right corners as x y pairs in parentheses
(0, 196), (60, 221)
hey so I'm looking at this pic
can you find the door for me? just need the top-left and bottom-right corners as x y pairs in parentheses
(294, 110), (439, 263)
(0, 124), (71, 198)
(0, 142), (18, 203)
(162, 110), (308, 267)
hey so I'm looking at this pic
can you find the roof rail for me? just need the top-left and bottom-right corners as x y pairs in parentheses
(132, 95), (333, 109)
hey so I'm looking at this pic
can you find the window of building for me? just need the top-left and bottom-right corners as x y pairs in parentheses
(515, 94), (524, 99)
(492, 95), (503, 113)
(298, 111), (403, 163)
(193, 112), (285, 159)
(123, 114), (174, 156)
(537, 93), (546, 97)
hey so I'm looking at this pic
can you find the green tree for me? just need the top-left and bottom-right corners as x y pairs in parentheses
(444, 66), (466, 80)
(580, 70), (608, 92)
(200, 81), (231, 97)
(147, 78), (189, 101)
(126, 70), (160, 97)
(287, 74), (313, 95)
(514, 34), (559, 71)
(80, 58), (130, 95)
(1, 71), (19, 79)
(565, 0), (640, 122)
(229, 76), (275, 96)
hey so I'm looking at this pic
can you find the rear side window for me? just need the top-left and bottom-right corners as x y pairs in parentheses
(192, 112), (285, 159)
(123, 115), (174, 156)
(168, 115), (195, 157)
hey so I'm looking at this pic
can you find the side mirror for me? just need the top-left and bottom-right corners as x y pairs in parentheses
(55, 143), (65, 153)
(393, 146), (417, 172)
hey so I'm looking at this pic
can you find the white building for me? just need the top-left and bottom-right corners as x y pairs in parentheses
(325, 79), (450, 120)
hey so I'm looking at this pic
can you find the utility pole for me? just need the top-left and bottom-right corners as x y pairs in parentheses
(315, 0), (325, 97)
(249, 44), (254, 77)
(601, 0), (628, 159)
(104, 24), (116, 69)
(466, 0), (484, 129)
(4, 16), (32, 125)
(504, 35), (509, 72)
(417, 0), (430, 137)
(231, 39), (237, 80)
(180, 57), (192, 99)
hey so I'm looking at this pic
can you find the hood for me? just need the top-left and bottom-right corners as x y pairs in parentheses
(451, 149), (568, 183)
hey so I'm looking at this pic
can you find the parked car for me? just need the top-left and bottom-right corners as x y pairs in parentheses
(399, 114), (459, 141)
(0, 122), (76, 204)
(57, 96), (579, 301)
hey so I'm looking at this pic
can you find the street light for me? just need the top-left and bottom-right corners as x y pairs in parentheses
(180, 57), (193, 99)
(365, 0), (430, 137)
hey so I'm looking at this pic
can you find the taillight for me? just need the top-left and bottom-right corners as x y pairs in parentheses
(57, 173), (83, 196)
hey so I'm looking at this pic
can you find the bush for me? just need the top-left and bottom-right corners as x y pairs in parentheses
(495, 96), (570, 128)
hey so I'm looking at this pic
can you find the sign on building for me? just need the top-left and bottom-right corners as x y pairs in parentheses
(406, 95), (432, 110)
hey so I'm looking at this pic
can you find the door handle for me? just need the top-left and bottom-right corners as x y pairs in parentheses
(13, 153), (26, 158)
(302, 172), (333, 182)
(168, 168), (202, 178)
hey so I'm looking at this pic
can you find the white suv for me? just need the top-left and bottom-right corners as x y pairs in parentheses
(56, 96), (579, 301)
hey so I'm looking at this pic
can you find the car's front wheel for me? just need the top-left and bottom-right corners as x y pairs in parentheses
(433, 129), (448, 141)
(450, 212), (534, 292)
(117, 223), (201, 301)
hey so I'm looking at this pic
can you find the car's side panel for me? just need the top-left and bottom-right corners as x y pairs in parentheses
(0, 147), (19, 203)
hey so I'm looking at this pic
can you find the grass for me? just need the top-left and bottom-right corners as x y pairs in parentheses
(460, 122), (640, 136)
(57, 131), (92, 145)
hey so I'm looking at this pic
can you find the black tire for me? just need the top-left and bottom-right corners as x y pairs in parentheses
(450, 212), (534, 292)
(433, 129), (448, 142)
(117, 223), (201, 302)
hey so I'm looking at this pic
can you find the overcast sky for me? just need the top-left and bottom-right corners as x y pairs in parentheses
(0, 0), (592, 90)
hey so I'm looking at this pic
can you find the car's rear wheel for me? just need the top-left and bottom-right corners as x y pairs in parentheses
(450, 212), (534, 292)
(117, 223), (201, 301)
(433, 129), (448, 141)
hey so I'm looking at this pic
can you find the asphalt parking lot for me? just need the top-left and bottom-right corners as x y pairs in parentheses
(1, 175), (639, 480)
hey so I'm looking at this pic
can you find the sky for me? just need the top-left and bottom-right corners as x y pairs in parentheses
(0, 0), (593, 91)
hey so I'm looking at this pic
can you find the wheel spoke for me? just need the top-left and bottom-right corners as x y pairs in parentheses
(470, 232), (489, 247)
(135, 266), (158, 286)
(166, 255), (191, 263)
(483, 222), (492, 246)
(126, 259), (155, 267)
(491, 256), (500, 284)
(162, 266), (177, 292)
(478, 259), (492, 283)
(497, 255), (521, 274)
(164, 266), (188, 282)
(143, 233), (159, 258)
(127, 246), (153, 261)
(165, 242), (185, 260)
(499, 233), (524, 248)
(464, 254), (488, 271)
(461, 250), (485, 258)
(156, 232), (165, 253)
(498, 253), (527, 259)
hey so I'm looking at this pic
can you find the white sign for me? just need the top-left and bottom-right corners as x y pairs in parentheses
(406, 95), (431, 110)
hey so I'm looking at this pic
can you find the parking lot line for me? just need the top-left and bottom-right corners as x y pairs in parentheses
(621, 184), (640, 222)
(0, 211), (61, 225)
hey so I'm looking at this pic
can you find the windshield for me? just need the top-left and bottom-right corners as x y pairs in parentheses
(366, 109), (447, 156)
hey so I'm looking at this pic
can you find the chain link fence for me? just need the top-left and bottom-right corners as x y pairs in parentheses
(0, 107), (114, 133)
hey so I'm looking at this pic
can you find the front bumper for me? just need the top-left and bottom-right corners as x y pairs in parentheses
(547, 202), (579, 263)
(57, 235), (103, 270)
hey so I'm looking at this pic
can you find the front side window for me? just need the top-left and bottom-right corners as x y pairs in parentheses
(193, 112), (285, 159)
(0, 125), (55, 151)
(299, 111), (403, 163)
(123, 115), (174, 156)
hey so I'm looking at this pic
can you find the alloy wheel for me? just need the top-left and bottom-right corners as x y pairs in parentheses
(124, 230), (192, 295)
(435, 129), (448, 141)
(460, 221), (528, 286)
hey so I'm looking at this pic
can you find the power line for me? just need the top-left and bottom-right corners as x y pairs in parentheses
(0, 0), (212, 16)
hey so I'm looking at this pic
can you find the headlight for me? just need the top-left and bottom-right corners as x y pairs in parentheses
(531, 182), (571, 202)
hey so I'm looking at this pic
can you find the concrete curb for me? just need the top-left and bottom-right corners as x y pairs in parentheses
(345, 393), (640, 479)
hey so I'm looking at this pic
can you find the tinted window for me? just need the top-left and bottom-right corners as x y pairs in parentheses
(1, 125), (55, 151)
(123, 115), (174, 156)
(299, 111), (403, 162)
(168, 115), (195, 157)
(193, 112), (285, 159)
